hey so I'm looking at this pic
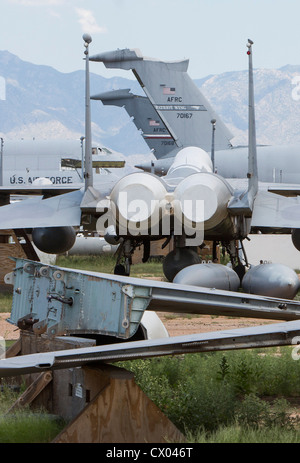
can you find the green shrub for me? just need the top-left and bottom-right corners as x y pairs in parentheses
(0, 412), (65, 443)
(236, 394), (296, 429)
(119, 349), (300, 436)
(186, 423), (300, 443)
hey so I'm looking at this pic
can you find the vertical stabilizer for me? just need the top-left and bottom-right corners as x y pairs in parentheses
(91, 89), (176, 159)
(247, 39), (258, 202)
(83, 34), (93, 190)
(90, 49), (233, 152)
(227, 40), (259, 217)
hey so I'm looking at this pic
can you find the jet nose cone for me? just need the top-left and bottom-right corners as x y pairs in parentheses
(135, 162), (150, 171)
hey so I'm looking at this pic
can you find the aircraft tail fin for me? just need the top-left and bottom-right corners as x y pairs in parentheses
(247, 39), (258, 202)
(90, 49), (233, 152)
(91, 89), (177, 159)
(83, 35), (93, 190)
(228, 40), (258, 217)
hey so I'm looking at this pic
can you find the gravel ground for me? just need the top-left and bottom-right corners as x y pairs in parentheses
(0, 311), (276, 342)
(0, 313), (19, 341)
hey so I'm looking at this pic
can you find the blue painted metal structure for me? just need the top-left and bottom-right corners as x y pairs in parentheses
(1, 320), (300, 377)
(6, 258), (152, 339)
(2, 258), (300, 377)
(5, 258), (300, 340)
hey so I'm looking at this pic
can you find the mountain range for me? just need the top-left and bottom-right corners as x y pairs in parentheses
(1, 50), (300, 159)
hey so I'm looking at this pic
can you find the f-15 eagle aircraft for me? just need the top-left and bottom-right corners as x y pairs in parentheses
(4, 39), (300, 379)
(0, 39), (299, 300)
(89, 44), (300, 261)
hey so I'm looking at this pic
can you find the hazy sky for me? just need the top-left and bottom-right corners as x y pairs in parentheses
(1, 0), (300, 79)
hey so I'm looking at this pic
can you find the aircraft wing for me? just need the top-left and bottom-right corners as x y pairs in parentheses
(251, 190), (300, 231)
(0, 189), (84, 229)
(1, 320), (300, 377)
(0, 184), (82, 197)
(2, 181), (299, 234)
(267, 185), (300, 197)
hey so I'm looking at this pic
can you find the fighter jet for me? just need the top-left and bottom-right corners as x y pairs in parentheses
(89, 45), (300, 265)
(0, 38), (300, 300)
(5, 40), (300, 379)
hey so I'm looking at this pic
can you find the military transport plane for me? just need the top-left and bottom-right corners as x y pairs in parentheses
(93, 87), (300, 185)
(0, 138), (124, 187)
(90, 47), (300, 186)
(0, 39), (299, 298)
(0, 138), (126, 257)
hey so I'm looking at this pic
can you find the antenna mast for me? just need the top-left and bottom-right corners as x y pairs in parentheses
(83, 33), (93, 190)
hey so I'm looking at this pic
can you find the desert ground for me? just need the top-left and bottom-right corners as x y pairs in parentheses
(0, 311), (276, 341)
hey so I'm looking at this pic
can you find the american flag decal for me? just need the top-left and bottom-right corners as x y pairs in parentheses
(163, 87), (176, 95)
(149, 119), (160, 126)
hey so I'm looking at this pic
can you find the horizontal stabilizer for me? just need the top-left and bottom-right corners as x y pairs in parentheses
(251, 190), (300, 231)
(90, 48), (187, 71)
(91, 88), (134, 102)
(61, 158), (125, 169)
(0, 189), (84, 229)
(268, 185), (300, 197)
(1, 320), (300, 377)
(0, 185), (81, 196)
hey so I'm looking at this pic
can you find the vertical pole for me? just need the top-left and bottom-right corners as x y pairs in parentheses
(83, 34), (93, 190)
(247, 39), (258, 199)
(210, 119), (216, 172)
(0, 137), (3, 186)
(80, 136), (85, 180)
